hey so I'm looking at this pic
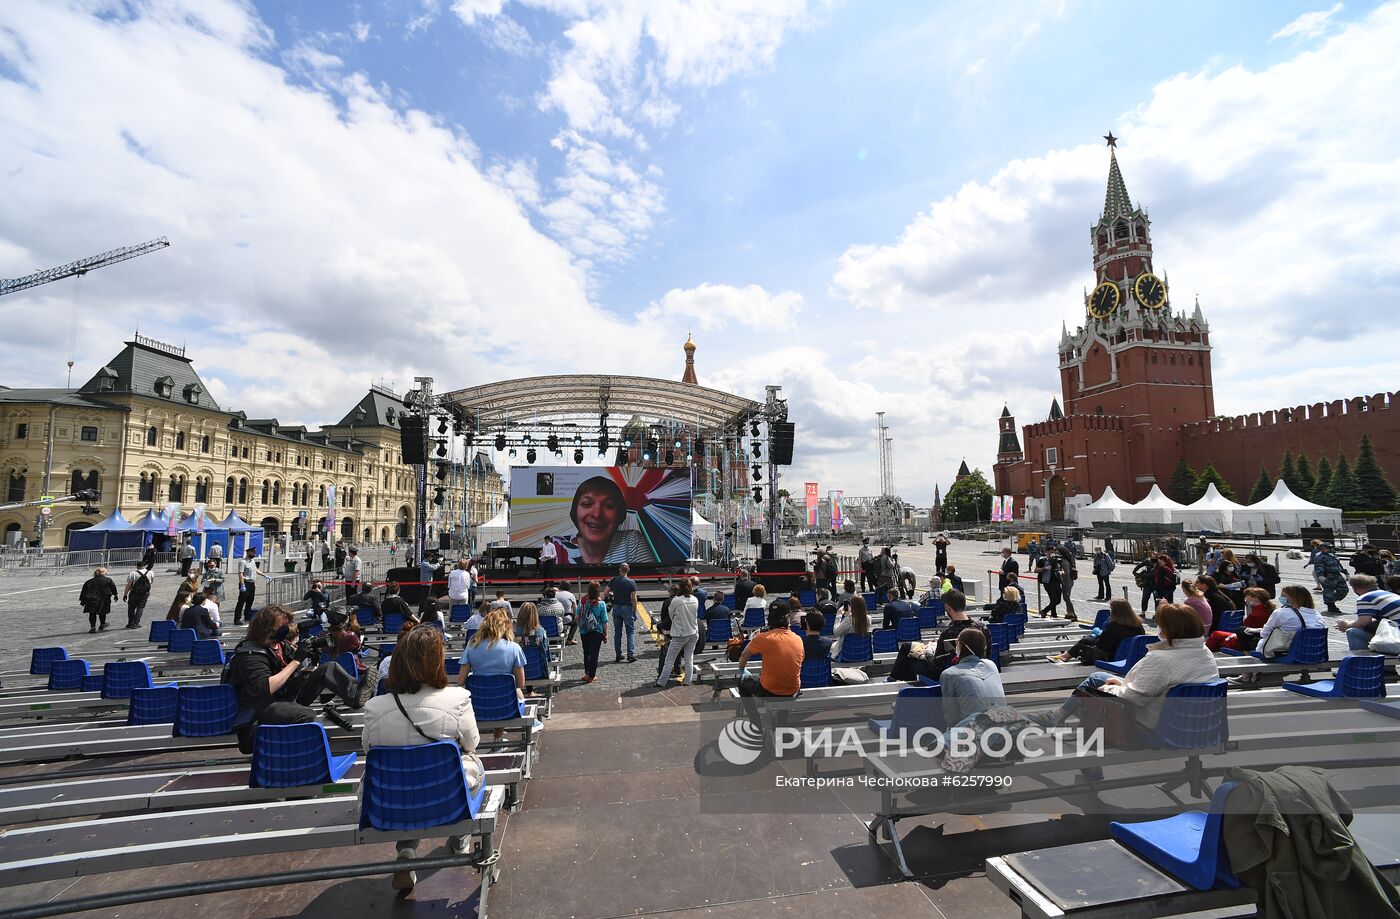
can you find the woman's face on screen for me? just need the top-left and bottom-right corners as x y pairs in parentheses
(575, 486), (623, 550)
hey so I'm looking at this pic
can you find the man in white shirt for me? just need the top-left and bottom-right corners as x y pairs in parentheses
(208, 541), (223, 570)
(540, 538), (558, 580)
(343, 547), (363, 601)
(447, 559), (472, 608)
(233, 549), (259, 625)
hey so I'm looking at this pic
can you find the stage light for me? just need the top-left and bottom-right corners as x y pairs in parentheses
(673, 438), (681, 448)
(554, 450), (563, 460)
(465, 432), (474, 448)
(623, 437), (632, 448)
(665, 449), (674, 465)
(646, 438), (658, 460)
(752, 441), (762, 458)
(574, 449), (584, 464)
(751, 464), (762, 481)
(436, 463), (449, 481)
(508, 447), (517, 458)
(437, 418), (448, 435)
(523, 433), (533, 445)
(694, 436), (705, 458)
(752, 487), (763, 503)
(433, 486), (446, 507)
(495, 434), (506, 452)
(436, 440), (447, 457)
(685, 452), (693, 463)
(547, 434), (559, 453)
(526, 448), (537, 464)
(597, 433), (609, 453)
(751, 421), (760, 437)
(573, 434), (582, 445)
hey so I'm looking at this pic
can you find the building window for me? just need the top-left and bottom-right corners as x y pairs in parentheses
(169, 475), (184, 503)
(147, 426), (158, 446)
(80, 426), (98, 442)
(366, 492), (374, 509)
(238, 478), (248, 504)
(260, 480), (270, 504)
(154, 376), (175, 398)
(139, 473), (154, 502)
(1045, 447), (1059, 467)
(183, 383), (202, 404)
(70, 470), (100, 495)
(318, 484), (325, 507)
(347, 486), (355, 507)
(225, 477), (235, 503)
(201, 435), (210, 453)
(175, 431), (185, 450)
(271, 481), (281, 504)
(15, 423), (28, 440)
(275, 452), (281, 462)
(7, 471), (27, 502)
(195, 476), (209, 502)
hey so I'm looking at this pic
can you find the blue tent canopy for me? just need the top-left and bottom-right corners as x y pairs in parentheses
(178, 511), (230, 557)
(68, 509), (146, 551)
(127, 509), (181, 550)
(217, 510), (265, 557)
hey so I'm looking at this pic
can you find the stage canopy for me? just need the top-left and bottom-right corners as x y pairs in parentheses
(1235, 480), (1343, 535)
(68, 509), (145, 551)
(1075, 486), (1132, 525)
(478, 505), (510, 547)
(1117, 484), (1188, 524)
(1175, 484), (1250, 533)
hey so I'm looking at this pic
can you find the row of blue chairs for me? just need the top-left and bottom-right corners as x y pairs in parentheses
(127, 683), (239, 735)
(48, 659), (175, 698)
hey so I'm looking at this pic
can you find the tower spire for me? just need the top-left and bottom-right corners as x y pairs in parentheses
(1103, 143), (1133, 220)
(681, 333), (698, 384)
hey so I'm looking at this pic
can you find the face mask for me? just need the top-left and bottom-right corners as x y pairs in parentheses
(273, 625), (291, 641)
(1278, 596), (1291, 609)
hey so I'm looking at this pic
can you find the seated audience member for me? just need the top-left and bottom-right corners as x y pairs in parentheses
(837, 579), (857, 608)
(417, 592), (444, 624)
(456, 609), (527, 701)
(1230, 585), (1325, 684)
(743, 584), (768, 622)
(881, 591), (918, 631)
(348, 583), (381, 621)
(1336, 575), (1400, 652)
(361, 626), (483, 890)
(331, 613), (363, 654)
(830, 595), (871, 659)
(536, 586), (566, 625)
(1031, 602), (1218, 739)
(513, 601), (548, 649)
(487, 589), (513, 616)
(463, 602), (486, 632)
(986, 586), (1023, 622)
(938, 629), (1005, 729)
(179, 588), (221, 639)
(736, 604), (805, 699)
(889, 590), (986, 682)
(380, 581), (414, 623)
(814, 588), (839, 620)
(920, 575), (952, 606)
(800, 610), (833, 661)
(1048, 599), (1145, 664)
(1180, 577), (1215, 631)
(702, 591), (727, 626)
(1196, 575), (1235, 632)
(303, 580), (332, 615)
(1206, 587), (1272, 652)
(944, 565), (965, 594)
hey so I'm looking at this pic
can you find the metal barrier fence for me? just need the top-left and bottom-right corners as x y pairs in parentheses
(0, 547), (164, 572)
(259, 562), (383, 611)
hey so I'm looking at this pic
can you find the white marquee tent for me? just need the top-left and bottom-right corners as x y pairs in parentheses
(1234, 480), (1342, 535)
(1174, 484), (1250, 533)
(1116, 484), (1188, 524)
(477, 505), (510, 547)
(1075, 486), (1133, 525)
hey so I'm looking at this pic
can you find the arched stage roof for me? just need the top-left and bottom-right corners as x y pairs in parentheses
(440, 374), (760, 433)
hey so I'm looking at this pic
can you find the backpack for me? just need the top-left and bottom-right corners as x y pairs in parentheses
(131, 570), (152, 598)
(581, 602), (603, 634)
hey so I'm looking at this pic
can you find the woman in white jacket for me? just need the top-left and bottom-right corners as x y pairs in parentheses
(656, 579), (700, 687)
(361, 626), (484, 890)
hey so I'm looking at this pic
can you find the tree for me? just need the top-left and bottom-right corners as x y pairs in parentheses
(1192, 463), (1238, 502)
(1248, 466), (1274, 504)
(943, 468), (994, 523)
(1328, 452), (1363, 511)
(1310, 455), (1332, 505)
(1168, 459), (1197, 504)
(1353, 434), (1397, 511)
(1278, 450), (1296, 492)
(1295, 452), (1316, 498)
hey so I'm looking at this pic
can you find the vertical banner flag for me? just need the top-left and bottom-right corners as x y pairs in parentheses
(830, 490), (843, 531)
(194, 503), (206, 532)
(805, 482), (819, 528)
(1003, 495), (1015, 521)
(991, 495), (1003, 522)
(165, 502), (180, 536)
(325, 485), (337, 535)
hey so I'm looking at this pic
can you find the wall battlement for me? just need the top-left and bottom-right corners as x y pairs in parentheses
(1180, 391), (1397, 437)
(1025, 414), (1126, 438)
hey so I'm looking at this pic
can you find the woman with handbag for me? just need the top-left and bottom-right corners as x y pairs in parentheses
(830, 594), (870, 660)
(1206, 587), (1273, 652)
(1047, 599), (1145, 664)
(362, 626), (484, 890)
(1229, 585), (1324, 685)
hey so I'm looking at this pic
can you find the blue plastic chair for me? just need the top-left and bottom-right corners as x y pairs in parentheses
(798, 589), (816, 608)
(167, 628), (197, 654)
(82, 673), (104, 692)
(1215, 609), (1244, 634)
(30, 647), (68, 676)
(49, 655), (91, 692)
(861, 592), (877, 608)
(1251, 627), (1329, 666)
(174, 684), (238, 737)
(1004, 612), (1028, 641)
(102, 660), (170, 700)
(821, 613), (835, 636)
(722, 594), (737, 610)
(445, 657), (462, 677)
(468, 673), (526, 722)
(128, 685), (180, 725)
(868, 684), (943, 738)
(355, 608), (378, 630)
(335, 651), (360, 678)
(1283, 655), (1387, 699)
(800, 656), (832, 688)
(987, 622), (1012, 654)
(250, 722), (357, 787)
(918, 607), (940, 630)
(706, 618), (733, 644)
(896, 618), (921, 643)
(1097, 634), (1154, 676)
(377, 642), (397, 659)
(383, 612), (406, 635)
(1110, 781), (1241, 891)
(838, 633), (873, 663)
(742, 607), (765, 629)
(1146, 680), (1229, 750)
(523, 643), (550, 681)
(872, 628), (898, 655)
(449, 603), (473, 624)
(148, 620), (175, 643)
(540, 615), (561, 638)
(1081, 608), (1112, 631)
(359, 740), (487, 833)
(190, 639), (226, 666)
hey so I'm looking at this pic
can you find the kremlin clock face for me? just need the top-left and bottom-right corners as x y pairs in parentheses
(1089, 281), (1120, 318)
(1134, 273), (1166, 309)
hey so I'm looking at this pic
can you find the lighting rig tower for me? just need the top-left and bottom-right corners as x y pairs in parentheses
(877, 411), (897, 523)
(403, 376), (436, 568)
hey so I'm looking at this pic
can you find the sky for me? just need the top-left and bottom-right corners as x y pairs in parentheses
(1, 0), (1398, 505)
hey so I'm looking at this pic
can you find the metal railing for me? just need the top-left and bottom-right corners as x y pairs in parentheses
(0, 547), (163, 572)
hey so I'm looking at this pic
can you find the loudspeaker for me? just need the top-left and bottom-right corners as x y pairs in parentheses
(399, 416), (427, 465)
(769, 421), (795, 465)
(750, 528), (763, 546)
(756, 557), (806, 591)
(760, 542), (775, 560)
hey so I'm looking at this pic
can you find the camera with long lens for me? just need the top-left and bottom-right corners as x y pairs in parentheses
(294, 615), (333, 664)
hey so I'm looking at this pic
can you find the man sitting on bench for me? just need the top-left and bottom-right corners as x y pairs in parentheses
(1337, 575), (1400, 652)
(736, 603), (803, 702)
(881, 591), (918, 631)
(889, 590), (985, 682)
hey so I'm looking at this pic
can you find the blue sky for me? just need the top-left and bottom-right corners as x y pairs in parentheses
(2, 0), (1397, 504)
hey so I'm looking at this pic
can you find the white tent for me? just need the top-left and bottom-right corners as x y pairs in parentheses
(692, 509), (715, 543)
(1175, 483), (1249, 533)
(1118, 484), (1188, 524)
(1235, 480), (1342, 535)
(477, 505), (510, 546)
(1075, 486), (1133, 525)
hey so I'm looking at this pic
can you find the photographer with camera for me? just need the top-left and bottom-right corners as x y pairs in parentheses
(224, 605), (379, 737)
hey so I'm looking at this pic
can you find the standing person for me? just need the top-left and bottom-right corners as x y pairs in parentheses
(343, 547), (363, 602)
(1036, 556), (1064, 618)
(557, 580), (579, 645)
(466, 558), (479, 610)
(1153, 553), (1178, 606)
(1056, 548), (1078, 622)
(80, 566), (118, 633)
(447, 559), (472, 610)
(139, 542), (157, 571)
(1196, 535), (1210, 573)
(320, 539), (332, 573)
(387, 541), (397, 566)
(733, 567), (755, 610)
(234, 548), (259, 625)
(122, 563), (154, 630)
(1092, 547), (1115, 601)
(203, 558), (225, 604)
(1132, 554), (1157, 613)
(607, 563), (639, 663)
(178, 539), (196, 577)
(656, 579), (699, 687)
(857, 539), (874, 592)
(578, 581), (609, 683)
(333, 539), (347, 577)
(209, 539), (223, 571)
(873, 547), (897, 604)
(997, 547), (1020, 595)
(933, 533), (950, 576)
(539, 537), (557, 582)
(1313, 544), (1348, 614)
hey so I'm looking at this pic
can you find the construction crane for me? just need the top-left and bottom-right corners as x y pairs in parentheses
(0, 236), (171, 298)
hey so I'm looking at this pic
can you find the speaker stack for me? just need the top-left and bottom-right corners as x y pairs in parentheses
(399, 416), (427, 465)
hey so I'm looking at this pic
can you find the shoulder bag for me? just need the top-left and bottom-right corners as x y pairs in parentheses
(1259, 608), (1305, 658)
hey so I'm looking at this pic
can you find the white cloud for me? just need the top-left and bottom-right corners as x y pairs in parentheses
(540, 130), (664, 262)
(451, 0), (508, 25)
(1271, 3), (1343, 40)
(638, 283), (803, 332)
